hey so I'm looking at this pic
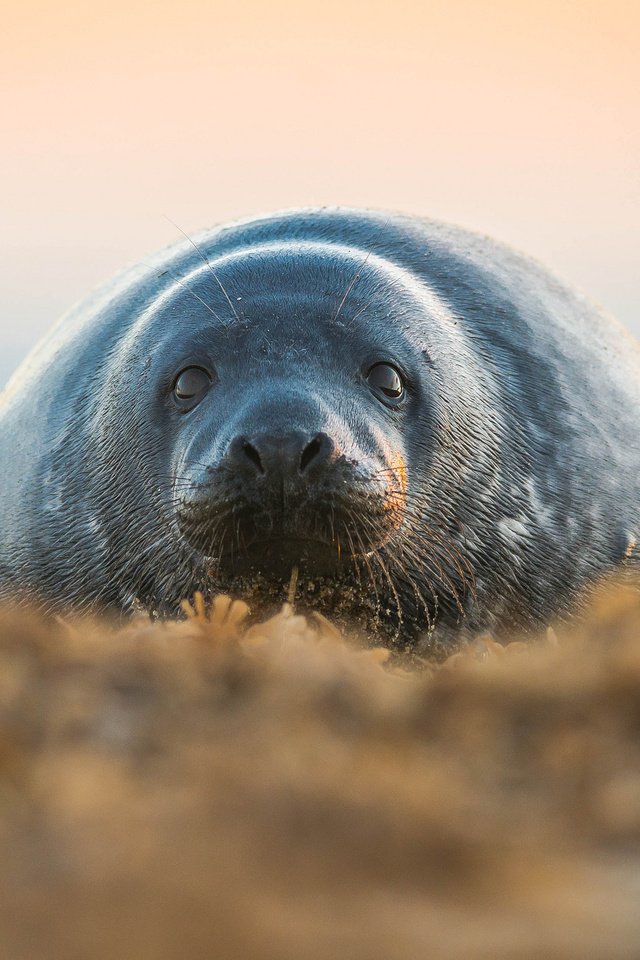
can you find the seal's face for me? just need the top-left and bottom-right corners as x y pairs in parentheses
(111, 244), (434, 629)
(98, 238), (483, 639)
(162, 252), (416, 592)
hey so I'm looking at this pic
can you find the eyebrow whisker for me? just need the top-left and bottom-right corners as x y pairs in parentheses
(165, 216), (242, 324)
(332, 250), (372, 325)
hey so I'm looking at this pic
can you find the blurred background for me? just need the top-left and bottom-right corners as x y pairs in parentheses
(1, 0), (638, 387)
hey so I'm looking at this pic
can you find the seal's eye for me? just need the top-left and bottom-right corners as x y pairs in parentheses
(173, 366), (212, 403)
(366, 363), (405, 403)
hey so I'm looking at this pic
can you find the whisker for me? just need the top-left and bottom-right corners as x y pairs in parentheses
(142, 255), (226, 326)
(332, 250), (372, 324)
(165, 216), (242, 324)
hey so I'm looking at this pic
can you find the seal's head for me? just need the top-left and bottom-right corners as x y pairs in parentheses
(167, 247), (415, 590)
(91, 223), (489, 643)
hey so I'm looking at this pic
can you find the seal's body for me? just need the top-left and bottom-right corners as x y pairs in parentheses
(1, 209), (639, 648)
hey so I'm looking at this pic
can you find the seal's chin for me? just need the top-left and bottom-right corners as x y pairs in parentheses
(214, 537), (351, 580)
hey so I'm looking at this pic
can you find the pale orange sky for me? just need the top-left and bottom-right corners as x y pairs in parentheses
(1, 0), (638, 384)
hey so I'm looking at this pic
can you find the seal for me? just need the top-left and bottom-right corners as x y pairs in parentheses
(1, 208), (639, 650)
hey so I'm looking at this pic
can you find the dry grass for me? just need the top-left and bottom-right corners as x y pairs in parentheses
(1, 584), (640, 959)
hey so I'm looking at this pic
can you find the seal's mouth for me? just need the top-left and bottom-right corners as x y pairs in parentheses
(214, 536), (354, 579)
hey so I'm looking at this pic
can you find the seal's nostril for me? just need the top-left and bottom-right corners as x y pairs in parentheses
(242, 441), (264, 474)
(300, 436), (323, 473)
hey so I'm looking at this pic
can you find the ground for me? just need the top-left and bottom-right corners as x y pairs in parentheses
(1, 585), (640, 959)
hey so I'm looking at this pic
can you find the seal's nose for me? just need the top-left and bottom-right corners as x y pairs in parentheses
(227, 431), (334, 479)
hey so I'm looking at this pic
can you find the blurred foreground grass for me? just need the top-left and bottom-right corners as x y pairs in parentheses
(1, 585), (640, 959)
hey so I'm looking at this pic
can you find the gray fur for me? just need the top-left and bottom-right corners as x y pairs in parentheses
(1, 208), (639, 648)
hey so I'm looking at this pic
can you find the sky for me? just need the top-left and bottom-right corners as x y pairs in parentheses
(1, 0), (638, 386)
